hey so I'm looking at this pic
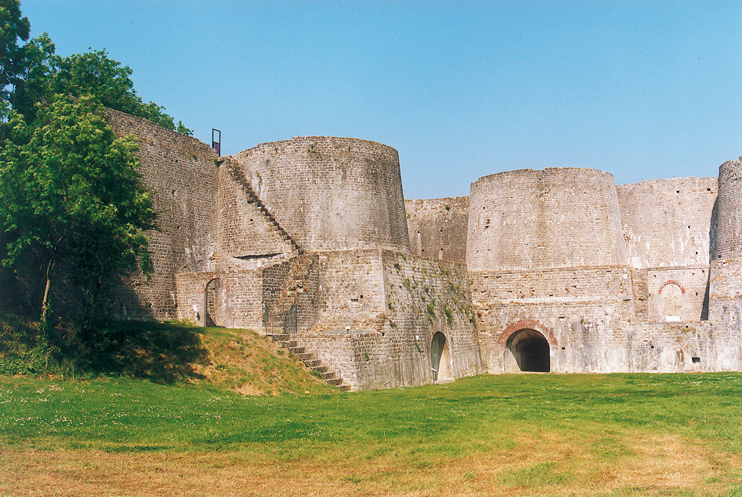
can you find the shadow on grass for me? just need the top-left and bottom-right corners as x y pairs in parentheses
(76, 321), (209, 384)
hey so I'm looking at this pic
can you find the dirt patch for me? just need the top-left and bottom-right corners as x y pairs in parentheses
(1, 433), (738, 497)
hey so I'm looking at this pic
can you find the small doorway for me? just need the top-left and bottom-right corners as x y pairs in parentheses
(204, 278), (223, 327)
(430, 332), (453, 383)
(506, 329), (550, 372)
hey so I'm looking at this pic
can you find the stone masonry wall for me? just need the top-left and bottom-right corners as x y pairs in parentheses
(295, 250), (482, 391)
(467, 168), (626, 272)
(216, 157), (295, 258)
(231, 137), (410, 253)
(175, 270), (263, 329)
(713, 158), (742, 261)
(472, 266), (635, 373)
(106, 109), (219, 320)
(405, 196), (469, 263)
(617, 177), (717, 269)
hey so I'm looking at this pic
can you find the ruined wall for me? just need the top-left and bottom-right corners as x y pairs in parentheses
(617, 177), (717, 269)
(467, 168), (625, 272)
(106, 109), (219, 320)
(405, 196), (468, 263)
(232, 137), (409, 253)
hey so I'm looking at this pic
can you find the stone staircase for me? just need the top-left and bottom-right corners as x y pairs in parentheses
(222, 157), (301, 254)
(267, 332), (350, 391)
(264, 255), (348, 389)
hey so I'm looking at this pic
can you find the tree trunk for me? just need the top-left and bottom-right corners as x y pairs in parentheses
(40, 256), (55, 324)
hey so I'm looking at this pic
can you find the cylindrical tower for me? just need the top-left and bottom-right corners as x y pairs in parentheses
(232, 136), (410, 253)
(466, 168), (625, 271)
(712, 158), (742, 261)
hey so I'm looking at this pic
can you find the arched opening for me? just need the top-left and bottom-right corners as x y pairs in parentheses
(430, 332), (453, 383)
(506, 329), (550, 372)
(659, 282), (684, 322)
(204, 278), (223, 327)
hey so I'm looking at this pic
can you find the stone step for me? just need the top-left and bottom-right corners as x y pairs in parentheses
(320, 371), (337, 380)
(297, 352), (315, 362)
(312, 364), (328, 374)
(325, 377), (343, 386)
(304, 359), (320, 368)
(289, 346), (305, 355)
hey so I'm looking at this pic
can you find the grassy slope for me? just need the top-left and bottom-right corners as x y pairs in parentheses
(0, 315), (336, 395)
(1, 373), (741, 496)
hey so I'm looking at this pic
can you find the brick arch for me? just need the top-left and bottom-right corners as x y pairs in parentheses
(658, 280), (685, 294)
(200, 274), (230, 292)
(498, 319), (558, 349)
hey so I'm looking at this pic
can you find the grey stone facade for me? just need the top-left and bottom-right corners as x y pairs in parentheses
(40, 109), (742, 390)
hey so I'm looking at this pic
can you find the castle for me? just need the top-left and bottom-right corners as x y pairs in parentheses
(99, 109), (742, 390)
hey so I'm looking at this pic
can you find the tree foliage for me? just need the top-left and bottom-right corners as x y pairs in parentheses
(0, 0), (30, 106)
(13, 45), (193, 135)
(0, 3), (194, 321)
(0, 95), (156, 320)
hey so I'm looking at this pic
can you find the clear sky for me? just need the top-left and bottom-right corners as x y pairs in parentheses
(20, 0), (742, 200)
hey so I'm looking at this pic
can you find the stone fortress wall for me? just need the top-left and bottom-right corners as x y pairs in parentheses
(98, 108), (742, 389)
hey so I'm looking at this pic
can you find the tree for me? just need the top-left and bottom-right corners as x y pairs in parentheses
(12, 45), (193, 135)
(0, 95), (156, 321)
(0, 0), (30, 105)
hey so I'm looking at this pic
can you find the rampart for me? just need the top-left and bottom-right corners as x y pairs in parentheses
(6, 105), (740, 389)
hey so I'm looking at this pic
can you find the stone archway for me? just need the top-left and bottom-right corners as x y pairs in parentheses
(204, 278), (223, 327)
(498, 320), (556, 373)
(505, 329), (550, 372)
(430, 332), (453, 383)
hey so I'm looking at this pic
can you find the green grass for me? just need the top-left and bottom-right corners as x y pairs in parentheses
(1, 373), (741, 495)
(0, 373), (740, 451)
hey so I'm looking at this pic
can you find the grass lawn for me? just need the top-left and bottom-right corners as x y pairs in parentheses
(1, 372), (741, 496)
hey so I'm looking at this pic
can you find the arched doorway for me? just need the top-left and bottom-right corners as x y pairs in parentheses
(430, 332), (453, 383)
(506, 329), (550, 372)
(204, 278), (223, 327)
(658, 281), (685, 322)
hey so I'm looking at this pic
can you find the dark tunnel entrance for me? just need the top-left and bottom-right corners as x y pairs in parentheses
(506, 329), (550, 372)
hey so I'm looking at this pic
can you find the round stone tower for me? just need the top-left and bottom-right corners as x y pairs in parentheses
(712, 157), (742, 261)
(233, 136), (410, 253)
(466, 167), (625, 271)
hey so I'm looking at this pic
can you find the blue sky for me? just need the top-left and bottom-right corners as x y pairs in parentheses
(20, 1), (742, 199)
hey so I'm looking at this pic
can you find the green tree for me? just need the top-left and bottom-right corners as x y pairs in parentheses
(0, 0), (30, 107)
(0, 95), (156, 321)
(12, 44), (193, 135)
